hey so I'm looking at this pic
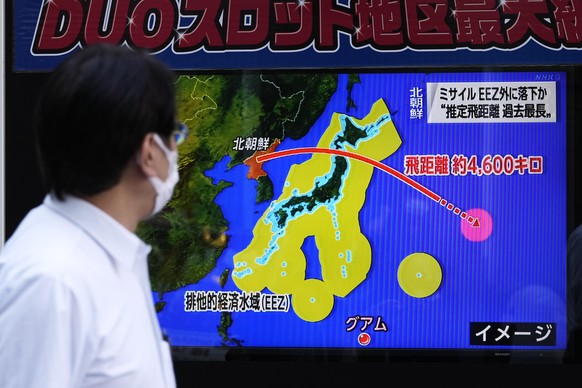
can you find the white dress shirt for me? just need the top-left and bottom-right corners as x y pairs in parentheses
(0, 194), (176, 388)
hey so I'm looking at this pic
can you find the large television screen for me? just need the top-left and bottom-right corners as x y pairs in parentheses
(136, 67), (569, 361)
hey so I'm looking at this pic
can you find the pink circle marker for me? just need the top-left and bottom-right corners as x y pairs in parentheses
(460, 208), (492, 242)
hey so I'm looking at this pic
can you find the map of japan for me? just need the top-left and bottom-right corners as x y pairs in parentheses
(233, 99), (402, 322)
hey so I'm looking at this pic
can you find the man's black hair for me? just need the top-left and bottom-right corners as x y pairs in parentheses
(34, 44), (176, 200)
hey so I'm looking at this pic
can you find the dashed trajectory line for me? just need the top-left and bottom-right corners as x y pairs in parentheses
(256, 147), (481, 227)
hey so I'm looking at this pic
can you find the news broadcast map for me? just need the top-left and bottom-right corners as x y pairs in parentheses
(138, 71), (567, 350)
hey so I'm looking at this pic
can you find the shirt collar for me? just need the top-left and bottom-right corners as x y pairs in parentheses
(43, 193), (151, 269)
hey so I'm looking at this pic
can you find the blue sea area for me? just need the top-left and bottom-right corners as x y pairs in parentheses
(156, 72), (568, 351)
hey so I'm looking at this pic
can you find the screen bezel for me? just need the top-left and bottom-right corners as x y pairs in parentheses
(145, 65), (581, 365)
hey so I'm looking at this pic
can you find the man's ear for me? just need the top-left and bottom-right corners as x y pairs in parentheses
(136, 133), (158, 177)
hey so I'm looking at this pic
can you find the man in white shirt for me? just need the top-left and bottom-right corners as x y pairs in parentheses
(0, 44), (187, 387)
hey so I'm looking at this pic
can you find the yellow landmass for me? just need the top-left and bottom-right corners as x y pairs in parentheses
(232, 99), (402, 322)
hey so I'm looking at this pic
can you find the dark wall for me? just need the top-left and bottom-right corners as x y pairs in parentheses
(4, 0), (45, 239)
(4, 72), (46, 239)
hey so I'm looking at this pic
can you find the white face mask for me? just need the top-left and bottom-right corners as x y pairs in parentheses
(149, 133), (179, 215)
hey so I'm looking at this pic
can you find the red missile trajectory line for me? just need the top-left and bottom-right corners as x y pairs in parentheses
(256, 147), (481, 227)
